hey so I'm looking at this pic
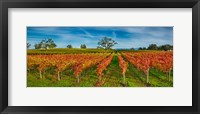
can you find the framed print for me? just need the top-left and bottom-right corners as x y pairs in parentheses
(26, 26), (173, 87)
(0, 0), (200, 114)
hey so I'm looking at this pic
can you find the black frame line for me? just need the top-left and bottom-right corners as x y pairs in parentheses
(0, 0), (200, 114)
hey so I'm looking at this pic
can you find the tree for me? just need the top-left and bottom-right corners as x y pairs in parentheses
(138, 47), (143, 50)
(40, 40), (46, 49)
(142, 47), (147, 50)
(130, 47), (135, 50)
(66, 44), (72, 48)
(34, 43), (41, 49)
(27, 43), (31, 49)
(39, 39), (57, 50)
(33, 38), (56, 50)
(138, 47), (147, 50)
(147, 44), (158, 50)
(97, 37), (117, 50)
(46, 39), (57, 49)
(158, 44), (173, 51)
(80, 44), (87, 49)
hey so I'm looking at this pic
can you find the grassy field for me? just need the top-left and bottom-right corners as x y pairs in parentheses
(27, 49), (173, 87)
(27, 48), (160, 55)
(27, 48), (115, 54)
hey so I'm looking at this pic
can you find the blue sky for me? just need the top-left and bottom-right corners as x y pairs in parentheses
(27, 27), (173, 49)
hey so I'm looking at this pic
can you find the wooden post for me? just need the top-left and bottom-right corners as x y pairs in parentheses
(60, 72), (62, 80)
(58, 71), (60, 81)
(147, 69), (149, 83)
(123, 74), (126, 85)
(168, 70), (171, 81)
(39, 71), (42, 79)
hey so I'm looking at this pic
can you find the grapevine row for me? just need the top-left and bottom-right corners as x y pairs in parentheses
(118, 54), (128, 84)
(122, 51), (173, 83)
(28, 53), (110, 82)
(96, 54), (113, 86)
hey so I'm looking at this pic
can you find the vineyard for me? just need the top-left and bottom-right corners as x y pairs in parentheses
(27, 50), (173, 87)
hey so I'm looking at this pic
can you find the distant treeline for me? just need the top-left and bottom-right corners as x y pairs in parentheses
(27, 38), (173, 51)
(138, 44), (173, 51)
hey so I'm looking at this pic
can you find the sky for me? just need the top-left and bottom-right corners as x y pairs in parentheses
(27, 27), (173, 49)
